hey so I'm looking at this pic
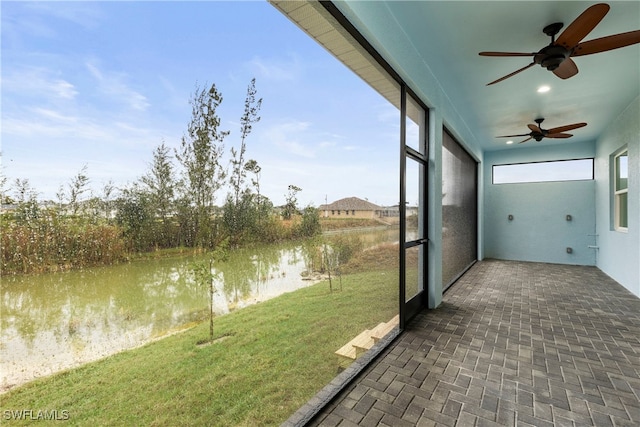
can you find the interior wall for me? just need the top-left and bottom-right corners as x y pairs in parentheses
(595, 95), (640, 297)
(483, 141), (597, 266)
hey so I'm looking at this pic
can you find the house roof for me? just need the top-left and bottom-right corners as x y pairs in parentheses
(319, 197), (381, 211)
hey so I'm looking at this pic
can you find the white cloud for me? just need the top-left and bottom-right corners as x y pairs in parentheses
(86, 62), (150, 112)
(264, 120), (316, 158)
(247, 55), (302, 81)
(52, 79), (78, 99)
(32, 108), (78, 123)
(261, 120), (359, 160)
(24, 2), (103, 30)
(2, 67), (78, 100)
(318, 141), (337, 149)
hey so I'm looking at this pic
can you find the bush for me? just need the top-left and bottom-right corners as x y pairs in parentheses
(296, 206), (321, 238)
(327, 233), (364, 267)
(1, 212), (127, 275)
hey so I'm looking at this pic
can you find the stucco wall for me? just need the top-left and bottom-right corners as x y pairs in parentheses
(322, 209), (376, 219)
(483, 141), (597, 266)
(594, 96), (640, 297)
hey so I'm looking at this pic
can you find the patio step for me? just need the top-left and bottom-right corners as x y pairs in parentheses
(335, 329), (371, 360)
(335, 315), (400, 362)
(371, 314), (399, 343)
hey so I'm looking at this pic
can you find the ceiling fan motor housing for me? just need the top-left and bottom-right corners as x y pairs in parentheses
(535, 45), (571, 70)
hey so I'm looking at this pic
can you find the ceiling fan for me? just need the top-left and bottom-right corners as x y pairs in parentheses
(497, 118), (587, 144)
(479, 3), (640, 85)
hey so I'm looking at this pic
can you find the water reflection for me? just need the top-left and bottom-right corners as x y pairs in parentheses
(0, 229), (398, 391)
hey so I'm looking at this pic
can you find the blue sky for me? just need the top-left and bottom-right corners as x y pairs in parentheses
(1, 1), (399, 207)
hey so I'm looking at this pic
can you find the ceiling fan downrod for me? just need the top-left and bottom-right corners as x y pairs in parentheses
(543, 22), (564, 41)
(537, 26), (572, 70)
(533, 118), (546, 141)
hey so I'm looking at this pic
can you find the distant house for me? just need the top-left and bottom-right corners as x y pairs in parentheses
(318, 197), (382, 219)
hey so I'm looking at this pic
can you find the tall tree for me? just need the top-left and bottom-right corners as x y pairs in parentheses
(224, 79), (263, 243)
(141, 142), (175, 226)
(229, 78), (262, 205)
(175, 83), (228, 247)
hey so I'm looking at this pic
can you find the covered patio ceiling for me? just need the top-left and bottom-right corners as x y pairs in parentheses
(272, 1), (640, 152)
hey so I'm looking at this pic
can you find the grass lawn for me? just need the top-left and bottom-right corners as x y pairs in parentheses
(1, 265), (398, 426)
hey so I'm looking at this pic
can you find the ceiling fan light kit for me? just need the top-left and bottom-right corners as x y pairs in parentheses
(482, 3), (639, 144)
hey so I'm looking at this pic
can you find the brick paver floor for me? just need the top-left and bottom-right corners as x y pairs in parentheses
(306, 260), (640, 426)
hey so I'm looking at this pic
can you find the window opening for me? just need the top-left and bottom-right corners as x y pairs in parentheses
(614, 149), (628, 231)
(493, 158), (594, 184)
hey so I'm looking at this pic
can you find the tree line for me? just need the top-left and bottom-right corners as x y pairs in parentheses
(1, 79), (321, 274)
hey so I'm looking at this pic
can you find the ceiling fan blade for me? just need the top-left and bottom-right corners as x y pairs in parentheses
(527, 124), (542, 133)
(496, 133), (531, 138)
(547, 122), (587, 133)
(553, 58), (579, 79)
(487, 62), (535, 85)
(518, 137), (533, 144)
(573, 30), (640, 56)
(555, 3), (610, 49)
(545, 133), (573, 139)
(479, 52), (536, 57)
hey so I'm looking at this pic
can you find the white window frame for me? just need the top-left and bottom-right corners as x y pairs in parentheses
(614, 149), (628, 232)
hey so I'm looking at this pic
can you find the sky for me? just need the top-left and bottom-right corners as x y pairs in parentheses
(1, 1), (400, 208)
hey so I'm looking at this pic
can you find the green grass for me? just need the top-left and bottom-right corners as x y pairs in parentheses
(1, 268), (397, 426)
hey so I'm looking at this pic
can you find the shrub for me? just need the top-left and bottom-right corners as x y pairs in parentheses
(1, 213), (127, 275)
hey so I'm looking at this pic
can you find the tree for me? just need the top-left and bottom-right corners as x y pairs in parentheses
(222, 190), (257, 246)
(141, 142), (175, 226)
(55, 185), (65, 212)
(176, 83), (228, 248)
(229, 79), (262, 205)
(115, 184), (153, 252)
(298, 206), (321, 237)
(244, 159), (271, 237)
(67, 164), (90, 216)
(193, 238), (229, 343)
(101, 181), (117, 222)
(224, 80), (262, 245)
(245, 159), (262, 201)
(13, 178), (39, 223)
(282, 185), (301, 220)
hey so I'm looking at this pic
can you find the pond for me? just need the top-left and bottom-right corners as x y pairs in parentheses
(0, 228), (398, 392)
